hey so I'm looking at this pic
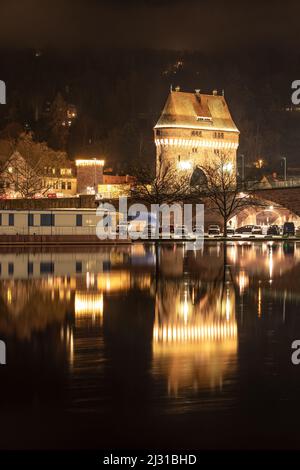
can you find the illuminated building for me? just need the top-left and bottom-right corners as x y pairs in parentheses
(75, 158), (104, 194)
(154, 88), (239, 177)
(97, 174), (135, 199)
(1, 151), (76, 197)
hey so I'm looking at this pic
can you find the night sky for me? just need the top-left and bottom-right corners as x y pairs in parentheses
(0, 0), (300, 169)
(0, 0), (299, 54)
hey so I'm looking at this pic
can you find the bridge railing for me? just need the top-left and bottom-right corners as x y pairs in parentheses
(246, 179), (300, 190)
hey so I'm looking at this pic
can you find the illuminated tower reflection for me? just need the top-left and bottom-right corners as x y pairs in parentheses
(152, 279), (237, 396)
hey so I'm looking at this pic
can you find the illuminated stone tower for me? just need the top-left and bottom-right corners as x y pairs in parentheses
(154, 88), (239, 178)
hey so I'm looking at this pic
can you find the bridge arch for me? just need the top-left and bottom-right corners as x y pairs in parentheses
(231, 201), (299, 228)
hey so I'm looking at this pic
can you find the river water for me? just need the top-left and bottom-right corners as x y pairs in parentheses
(0, 241), (300, 449)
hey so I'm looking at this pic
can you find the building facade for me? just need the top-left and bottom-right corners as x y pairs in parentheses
(75, 159), (104, 194)
(154, 88), (239, 179)
(1, 151), (76, 198)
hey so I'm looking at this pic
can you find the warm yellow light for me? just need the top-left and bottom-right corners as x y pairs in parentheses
(237, 271), (249, 294)
(223, 162), (233, 172)
(74, 292), (103, 316)
(96, 271), (130, 292)
(178, 160), (192, 170)
(154, 124), (238, 132)
(153, 322), (237, 343)
(156, 138), (238, 149)
(255, 159), (264, 169)
(258, 286), (262, 317)
(7, 288), (12, 304)
(75, 159), (105, 167)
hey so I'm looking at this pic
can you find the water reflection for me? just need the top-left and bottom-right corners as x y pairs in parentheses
(1, 241), (300, 448)
(153, 279), (237, 396)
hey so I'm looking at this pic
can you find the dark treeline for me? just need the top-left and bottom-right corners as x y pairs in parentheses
(0, 47), (299, 172)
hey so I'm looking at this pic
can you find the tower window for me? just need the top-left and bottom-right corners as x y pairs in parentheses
(213, 131), (224, 139)
(191, 130), (202, 137)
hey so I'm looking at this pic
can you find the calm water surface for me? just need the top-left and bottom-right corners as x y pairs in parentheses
(0, 241), (300, 449)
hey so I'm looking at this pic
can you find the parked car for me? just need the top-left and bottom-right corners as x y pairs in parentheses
(47, 193), (57, 198)
(208, 224), (220, 235)
(283, 222), (295, 236)
(174, 225), (191, 238)
(235, 225), (254, 234)
(143, 225), (159, 238)
(267, 225), (280, 236)
(252, 225), (263, 235)
(159, 225), (174, 238)
(116, 223), (128, 236)
(193, 224), (204, 237)
(226, 226), (235, 236)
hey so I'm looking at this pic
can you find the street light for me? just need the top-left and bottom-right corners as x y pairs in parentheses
(93, 157), (97, 194)
(281, 157), (287, 182)
(240, 154), (245, 182)
(223, 162), (233, 172)
(239, 154), (245, 188)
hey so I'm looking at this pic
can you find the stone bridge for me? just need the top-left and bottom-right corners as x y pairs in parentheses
(254, 185), (300, 217)
(234, 182), (300, 226)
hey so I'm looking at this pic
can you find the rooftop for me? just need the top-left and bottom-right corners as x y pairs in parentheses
(154, 90), (239, 133)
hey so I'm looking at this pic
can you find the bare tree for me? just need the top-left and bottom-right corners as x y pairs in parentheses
(0, 132), (68, 198)
(130, 160), (191, 206)
(2, 152), (53, 198)
(130, 160), (192, 281)
(191, 153), (265, 237)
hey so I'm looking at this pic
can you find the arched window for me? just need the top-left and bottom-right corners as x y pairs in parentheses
(190, 166), (207, 187)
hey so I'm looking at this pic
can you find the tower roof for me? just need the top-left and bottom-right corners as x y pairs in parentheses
(154, 90), (239, 133)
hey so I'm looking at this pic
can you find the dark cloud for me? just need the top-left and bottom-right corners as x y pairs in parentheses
(0, 0), (299, 52)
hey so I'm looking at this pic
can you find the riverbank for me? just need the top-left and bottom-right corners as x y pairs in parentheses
(0, 234), (299, 245)
(0, 235), (132, 245)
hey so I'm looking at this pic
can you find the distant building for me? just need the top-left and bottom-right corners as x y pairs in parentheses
(0, 151), (76, 198)
(42, 164), (77, 196)
(98, 174), (135, 199)
(154, 88), (239, 180)
(0, 151), (136, 199)
(75, 158), (104, 194)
